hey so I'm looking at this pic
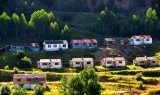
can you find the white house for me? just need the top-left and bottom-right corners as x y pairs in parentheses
(13, 74), (47, 89)
(43, 40), (68, 51)
(69, 58), (94, 68)
(130, 35), (152, 45)
(37, 59), (62, 69)
(101, 57), (126, 67)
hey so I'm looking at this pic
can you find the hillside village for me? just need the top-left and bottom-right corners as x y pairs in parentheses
(0, 0), (160, 95)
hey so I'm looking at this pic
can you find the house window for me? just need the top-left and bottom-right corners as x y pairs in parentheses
(87, 62), (91, 64)
(136, 39), (140, 41)
(43, 63), (48, 65)
(141, 61), (144, 63)
(27, 79), (31, 81)
(107, 62), (112, 64)
(152, 61), (155, 63)
(146, 39), (150, 41)
(75, 43), (79, 45)
(13, 47), (16, 49)
(48, 45), (51, 48)
(17, 79), (21, 82)
(93, 43), (96, 45)
(54, 45), (57, 47)
(119, 61), (122, 64)
(63, 44), (66, 47)
(55, 63), (59, 65)
(76, 62), (80, 64)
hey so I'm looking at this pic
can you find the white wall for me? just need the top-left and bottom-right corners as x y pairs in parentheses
(115, 61), (126, 66)
(43, 43), (68, 51)
(144, 38), (152, 44)
(72, 62), (82, 68)
(84, 61), (94, 68)
(105, 62), (113, 67)
(50, 62), (62, 69)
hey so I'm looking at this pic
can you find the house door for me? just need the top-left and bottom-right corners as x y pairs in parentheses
(113, 61), (116, 67)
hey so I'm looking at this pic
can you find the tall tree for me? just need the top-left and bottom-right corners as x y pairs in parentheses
(28, 9), (55, 38)
(144, 8), (158, 36)
(19, 13), (27, 37)
(11, 13), (20, 37)
(49, 22), (60, 39)
(0, 12), (10, 38)
(61, 24), (70, 40)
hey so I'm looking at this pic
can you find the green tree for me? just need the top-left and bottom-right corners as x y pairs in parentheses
(16, 50), (25, 60)
(28, 9), (55, 38)
(19, 56), (32, 68)
(13, 87), (28, 95)
(49, 22), (60, 39)
(33, 85), (45, 95)
(61, 24), (70, 40)
(0, 85), (11, 95)
(0, 12), (10, 38)
(68, 75), (85, 95)
(60, 68), (103, 95)
(11, 13), (20, 37)
(19, 13), (27, 37)
(59, 75), (68, 95)
(144, 8), (158, 36)
(97, 7), (119, 36)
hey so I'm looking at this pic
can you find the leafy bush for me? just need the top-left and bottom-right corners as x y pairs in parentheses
(16, 50), (25, 60)
(19, 56), (32, 69)
(13, 67), (19, 74)
(138, 81), (144, 90)
(4, 65), (9, 70)
(33, 85), (45, 95)
(0, 85), (11, 95)
(135, 73), (143, 81)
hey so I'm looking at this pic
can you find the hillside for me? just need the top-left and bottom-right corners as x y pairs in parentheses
(1, 0), (159, 14)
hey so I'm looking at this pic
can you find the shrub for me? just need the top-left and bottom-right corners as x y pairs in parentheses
(33, 85), (45, 95)
(135, 73), (143, 81)
(138, 81), (144, 90)
(13, 67), (19, 74)
(4, 65), (9, 70)
(19, 56), (32, 69)
(0, 85), (11, 95)
(16, 50), (25, 60)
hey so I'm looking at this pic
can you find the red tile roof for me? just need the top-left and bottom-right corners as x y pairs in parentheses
(103, 57), (114, 62)
(133, 35), (151, 39)
(114, 57), (125, 61)
(72, 39), (97, 44)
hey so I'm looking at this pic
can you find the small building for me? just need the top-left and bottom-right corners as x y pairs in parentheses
(9, 43), (39, 52)
(69, 58), (94, 68)
(70, 39), (97, 49)
(37, 59), (62, 69)
(13, 74), (47, 89)
(101, 57), (126, 67)
(43, 40), (68, 51)
(104, 37), (130, 46)
(130, 35), (152, 45)
(133, 57), (159, 66)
